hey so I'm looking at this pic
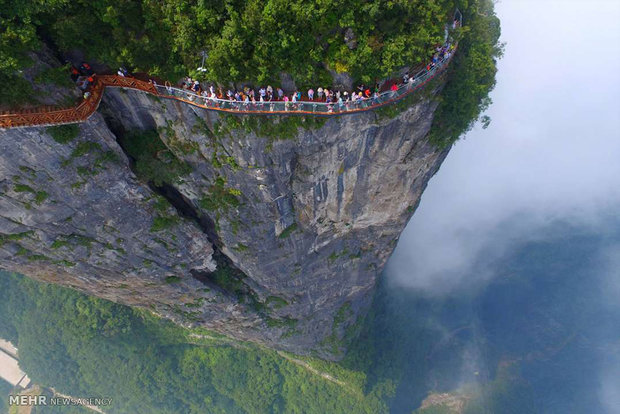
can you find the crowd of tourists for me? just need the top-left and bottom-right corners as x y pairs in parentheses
(68, 62), (98, 99)
(68, 37), (455, 112)
(171, 40), (456, 111)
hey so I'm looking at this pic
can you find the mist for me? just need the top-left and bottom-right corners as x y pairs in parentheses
(386, 0), (620, 294)
(381, 1), (620, 412)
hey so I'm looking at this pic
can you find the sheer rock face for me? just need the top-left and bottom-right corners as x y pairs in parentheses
(0, 115), (216, 310)
(0, 86), (449, 359)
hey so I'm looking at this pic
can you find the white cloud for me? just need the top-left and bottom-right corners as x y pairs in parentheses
(387, 0), (620, 293)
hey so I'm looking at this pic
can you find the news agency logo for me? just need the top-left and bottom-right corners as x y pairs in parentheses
(9, 394), (112, 407)
(9, 395), (47, 406)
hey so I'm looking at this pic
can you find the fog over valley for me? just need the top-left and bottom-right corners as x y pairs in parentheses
(0, 1), (617, 413)
(388, 0), (620, 294)
(382, 1), (620, 412)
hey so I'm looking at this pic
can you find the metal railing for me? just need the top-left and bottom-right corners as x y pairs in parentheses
(153, 51), (454, 117)
(0, 44), (456, 128)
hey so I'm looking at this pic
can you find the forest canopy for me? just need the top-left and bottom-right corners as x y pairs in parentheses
(0, 0), (502, 146)
(0, 271), (389, 414)
(1, 0), (459, 86)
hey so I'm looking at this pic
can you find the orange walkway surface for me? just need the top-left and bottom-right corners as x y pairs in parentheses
(0, 52), (454, 129)
(0, 76), (156, 129)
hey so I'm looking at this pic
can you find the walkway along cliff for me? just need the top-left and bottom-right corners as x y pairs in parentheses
(0, 46), (456, 360)
(0, 50), (454, 129)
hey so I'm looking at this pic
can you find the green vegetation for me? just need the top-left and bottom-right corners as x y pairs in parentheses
(13, 184), (49, 205)
(94, 150), (119, 166)
(198, 176), (241, 212)
(58, 136), (118, 175)
(278, 222), (298, 239)
(151, 195), (171, 213)
(18, 165), (36, 175)
(165, 276), (181, 284)
(27, 253), (49, 261)
(429, 0), (503, 147)
(327, 247), (350, 264)
(49, 233), (120, 257)
(265, 296), (289, 309)
(0, 231), (35, 247)
(34, 191), (49, 204)
(2, 1), (499, 148)
(369, 0), (502, 144)
(13, 184), (35, 193)
(160, 121), (200, 156)
(0, 271), (386, 413)
(220, 115), (326, 141)
(294, 354), (368, 391)
(206, 262), (247, 298)
(265, 316), (298, 329)
(0, 71), (34, 107)
(34, 64), (74, 88)
(54, 259), (76, 267)
(334, 302), (353, 327)
(320, 302), (354, 356)
(0, 379), (11, 414)
(16, 246), (29, 256)
(47, 124), (80, 144)
(374, 72), (439, 121)
(3, 191), (595, 414)
(215, 115), (327, 151)
(68, 234), (93, 248)
(232, 243), (249, 252)
(119, 129), (192, 186)
(1, 0), (457, 89)
(150, 215), (180, 232)
(70, 141), (101, 158)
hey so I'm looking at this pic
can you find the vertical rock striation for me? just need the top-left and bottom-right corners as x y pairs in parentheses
(0, 82), (449, 359)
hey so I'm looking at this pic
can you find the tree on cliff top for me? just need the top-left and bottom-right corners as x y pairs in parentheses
(1, 0), (458, 88)
(429, 0), (504, 147)
(1, 0), (501, 147)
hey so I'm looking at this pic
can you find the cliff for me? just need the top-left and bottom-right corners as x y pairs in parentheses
(0, 84), (448, 359)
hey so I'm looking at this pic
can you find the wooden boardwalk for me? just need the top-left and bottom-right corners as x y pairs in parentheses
(0, 50), (454, 130)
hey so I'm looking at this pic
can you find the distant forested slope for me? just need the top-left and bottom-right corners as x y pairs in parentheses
(3, 219), (615, 414)
(0, 271), (389, 414)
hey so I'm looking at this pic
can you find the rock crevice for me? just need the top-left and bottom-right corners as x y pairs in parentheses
(0, 80), (449, 359)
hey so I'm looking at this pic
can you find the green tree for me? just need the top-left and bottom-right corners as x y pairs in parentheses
(429, 0), (504, 147)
